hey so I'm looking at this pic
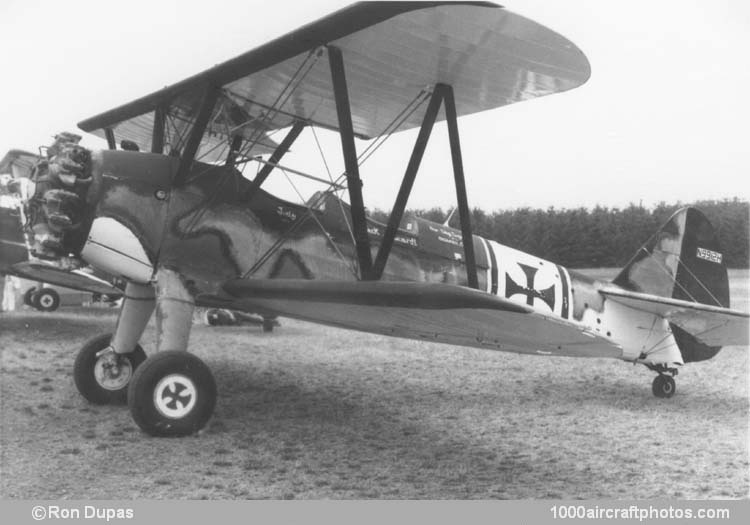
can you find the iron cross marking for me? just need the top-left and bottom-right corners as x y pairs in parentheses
(505, 263), (556, 310)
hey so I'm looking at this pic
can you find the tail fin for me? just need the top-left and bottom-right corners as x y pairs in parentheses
(613, 207), (729, 362)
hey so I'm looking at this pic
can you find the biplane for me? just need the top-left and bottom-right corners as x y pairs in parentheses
(13, 2), (748, 436)
(0, 149), (123, 310)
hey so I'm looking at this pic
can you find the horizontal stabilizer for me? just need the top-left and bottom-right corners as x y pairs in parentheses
(601, 288), (749, 346)
(9, 262), (122, 296)
(219, 279), (622, 358)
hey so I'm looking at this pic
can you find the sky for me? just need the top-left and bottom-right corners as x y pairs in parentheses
(0, 0), (748, 212)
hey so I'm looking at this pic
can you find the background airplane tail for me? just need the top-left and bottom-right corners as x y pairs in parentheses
(612, 207), (729, 362)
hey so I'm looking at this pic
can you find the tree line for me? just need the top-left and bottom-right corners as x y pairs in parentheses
(371, 198), (749, 268)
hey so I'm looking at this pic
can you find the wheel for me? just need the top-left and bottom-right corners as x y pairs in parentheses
(128, 351), (216, 437)
(104, 293), (123, 303)
(33, 288), (60, 312)
(73, 333), (147, 404)
(23, 287), (37, 306)
(262, 317), (275, 332)
(652, 374), (676, 398)
(205, 309), (234, 326)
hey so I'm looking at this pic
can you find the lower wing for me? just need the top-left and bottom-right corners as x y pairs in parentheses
(217, 279), (622, 359)
(9, 262), (122, 297)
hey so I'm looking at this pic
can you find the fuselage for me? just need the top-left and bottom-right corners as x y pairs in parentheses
(68, 150), (682, 365)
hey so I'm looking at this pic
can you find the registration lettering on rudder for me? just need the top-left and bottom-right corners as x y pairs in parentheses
(696, 247), (722, 264)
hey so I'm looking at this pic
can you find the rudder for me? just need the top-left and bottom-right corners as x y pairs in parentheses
(613, 207), (729, 362)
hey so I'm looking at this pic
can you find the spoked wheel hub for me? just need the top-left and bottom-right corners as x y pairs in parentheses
(74, 333), (147, 404)
(94, 351), (135, 391)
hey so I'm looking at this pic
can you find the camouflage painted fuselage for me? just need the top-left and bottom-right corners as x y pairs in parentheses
(75, 150), (720, 366)
(84, 150), (578, 310)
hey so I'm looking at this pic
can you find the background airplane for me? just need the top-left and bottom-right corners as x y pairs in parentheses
(8, 1), (748, 437)
(0, 150), (37, 272)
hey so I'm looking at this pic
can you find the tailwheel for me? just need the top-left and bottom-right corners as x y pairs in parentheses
(652, 374), (676, 398)
(74, 334), (146, 404)
(128, 351), (216, 437)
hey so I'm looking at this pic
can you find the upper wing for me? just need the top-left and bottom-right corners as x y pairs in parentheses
(8, 262), (123, 296)
(217, 279), (621, 358)
(601, 288), (749, 346)
(0, 150), (40, 179)
(78, 2), (590, 160)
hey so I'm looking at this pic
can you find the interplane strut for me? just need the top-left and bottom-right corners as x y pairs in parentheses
(152, 105), (166, 154)
(371, 88), (444, 280)
(174, 85), (220, 185)
(327, 45), (374, 281)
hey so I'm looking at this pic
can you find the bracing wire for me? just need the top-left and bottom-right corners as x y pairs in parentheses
(280, 166), (359, 278)
(674, 256), (724, 307)
(241, 88), (431, 279)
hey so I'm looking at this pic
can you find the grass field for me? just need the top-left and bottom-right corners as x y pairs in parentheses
(0, 271), (747, 499)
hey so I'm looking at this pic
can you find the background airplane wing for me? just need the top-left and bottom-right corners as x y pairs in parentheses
(8, 262), (123, 297)
(0, 149), (40, 179)
(218, 279), (621, 358)
(1, 151), (34, 271)
(78, 2), (590, 161)
(601, 288), (749, 346)
(0, 208), (28, 272)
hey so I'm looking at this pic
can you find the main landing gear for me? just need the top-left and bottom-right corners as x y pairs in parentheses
(73, 271), (219, 436)
(128, 351), (217, 437)
(73, 335), (217, 436)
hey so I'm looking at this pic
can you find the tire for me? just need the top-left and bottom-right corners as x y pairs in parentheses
(128, 351), (216, 437)
(34, 288), (60, 312)
(23, 287), (37, 306)
(262, 317), (275, 332)
(652, 375), (676, 398)
(73, 333), (147, 404)
(205, 309), (234, 326)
